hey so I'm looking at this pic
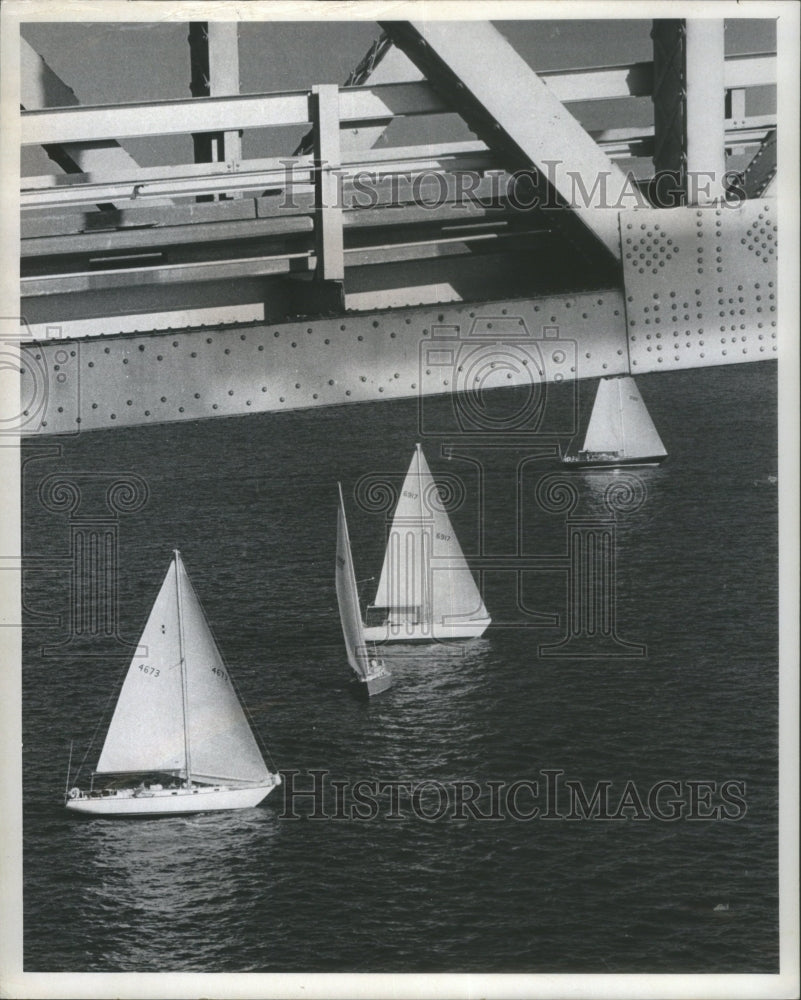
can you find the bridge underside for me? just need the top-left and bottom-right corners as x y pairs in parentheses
(13, 19), (778, 436)
(21, 197), (776, 436)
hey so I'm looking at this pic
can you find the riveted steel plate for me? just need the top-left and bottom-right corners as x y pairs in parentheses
(621, 200), (777, 373)
(20, 289), (628, 435)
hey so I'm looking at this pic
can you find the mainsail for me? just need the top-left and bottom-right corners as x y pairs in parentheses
(582, 377), (623, 454)
(372, 445), (488, 630)
(581, 376), (666, 460)
(96, 552), (269, 785)
(336, 483), (371, 680)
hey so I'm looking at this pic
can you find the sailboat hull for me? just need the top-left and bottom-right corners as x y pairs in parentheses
(363, 618), (491, 644)
(352, 671), (394, 698)
(65, 779), (280, 818)
(562, 454), (666, 469)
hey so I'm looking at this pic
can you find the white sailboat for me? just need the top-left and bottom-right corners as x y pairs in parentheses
(563, 375), (667, 468)
(65, 550), (281, 817)
(363, 444), (491, 643)
(336, 484), (392, 697)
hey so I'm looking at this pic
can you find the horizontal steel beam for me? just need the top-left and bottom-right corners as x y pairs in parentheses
(21, 53), (775, 148)
(17, 288), (630, 435)
(20, 82), (443, 146)
(21, 174), (525, 257)
(22, 115), (776, 216)
(21, 226), (547, 297)
(20, 36), (171, 208)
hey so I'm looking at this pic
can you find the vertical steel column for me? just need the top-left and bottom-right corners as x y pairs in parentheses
(652, 19), (726, 205)
(311, 85), (345, 284)
(188, 22), (242, 179)
(725, 87), (747, 157)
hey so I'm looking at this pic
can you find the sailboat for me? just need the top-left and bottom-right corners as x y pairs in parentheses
(336, 484), (393, 697)
(563, 375), (667, 468)
(65, 551), (281, 817)
(363, 444), (491, 643)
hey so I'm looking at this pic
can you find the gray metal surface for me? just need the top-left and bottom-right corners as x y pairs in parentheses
(189, 22), (242, 168)
(19, 37), (170, 207)
(380, 20), (629, 263)
(621, 200), (777, 373)
(19, 290), (629, 435)
(20, 82), (444, 146)
(652, 20), (727, 205)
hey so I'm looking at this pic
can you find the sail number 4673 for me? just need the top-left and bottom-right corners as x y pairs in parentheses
(138, 664), (160, 677)
(212, 666), (230, 683)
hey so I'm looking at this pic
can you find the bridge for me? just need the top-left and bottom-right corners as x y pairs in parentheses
(10, 17), (779, 436)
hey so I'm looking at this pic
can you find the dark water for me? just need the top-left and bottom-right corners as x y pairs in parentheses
(22, 363), (778, 973)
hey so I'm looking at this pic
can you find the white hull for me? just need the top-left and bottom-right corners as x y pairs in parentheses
(357, 668), (393, 697)
(363, 618), (491, 644)
(65, 778), (280, 818)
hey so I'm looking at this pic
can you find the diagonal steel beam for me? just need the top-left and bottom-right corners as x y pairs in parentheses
(379, 20), (629, 264)
(21, 37), (134, 177)
(20, 36), (169, 207)
(739, 128), (777, 198)
(340, 34), (424, 152)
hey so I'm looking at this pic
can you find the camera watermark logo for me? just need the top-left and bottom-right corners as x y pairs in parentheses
(418, 317), (578, 440)
(0, 320), (79, 436)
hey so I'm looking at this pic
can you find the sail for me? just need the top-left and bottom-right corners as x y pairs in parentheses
(96, 559), (187, 776)
(96, 553), (269, 785)
(373, 445), (488, 627)
(581, 377), (624, 454)
(616, 377), (667, 459)
(336, 484), (371, 680)
(177, 555), (270, 785)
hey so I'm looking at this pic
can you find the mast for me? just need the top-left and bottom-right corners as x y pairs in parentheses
(64, 740), (73, 797)
(174, 549), (192, 786)
(416, 443), (430, 626)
